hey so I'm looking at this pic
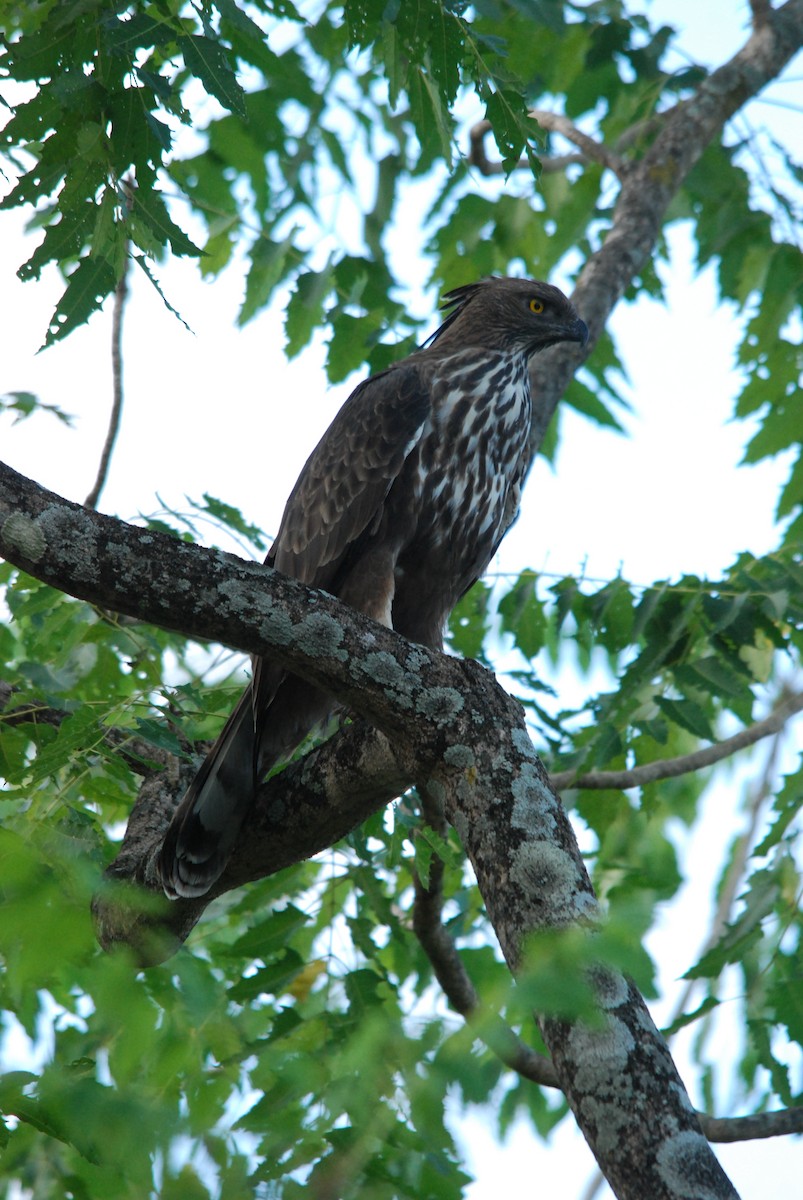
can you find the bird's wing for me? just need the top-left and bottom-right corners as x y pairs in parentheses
(266, 361), (431, 588)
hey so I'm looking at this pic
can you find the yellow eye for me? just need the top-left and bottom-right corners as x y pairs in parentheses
(529, 298), (544, 314)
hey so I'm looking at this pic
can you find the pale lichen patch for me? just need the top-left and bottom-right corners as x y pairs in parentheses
(403, 646), (429, 675)
(509, 841), (601, 926)
(257, 599), (295, 647)
(590, 965), (630, 1011)
(511, 725), (539, 761)
(364, 651), (407, 688)
(297, 612), (348, 660)
(452, 807), (470, 846)
(511, 762), (558, 838)
(2, 513), (46, 562)
(416, 687), (464, 725)
(570, 1014), (635, 1094)
(509, 841), (573, 898)
(656, 1130), (726, 1198)
(443, 744), (475, 769)
(107, 541), (151, 587)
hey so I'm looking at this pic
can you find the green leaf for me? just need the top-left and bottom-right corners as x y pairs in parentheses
(240, 231), (298, 326)
(0, 391), (74, 426)
(130, 189), (204, 258)
(179, 34), (246, 117)
(654, 695), (714, 741)
(662, 995), (720, 1038)
(134, 255), (193, 332)
(285, 267), (334, 358)
(564, 378), (627, 432)
(483, 87), (539, 177)
(498, 572), (547, 660)
(25, 708), (103, 785)
(190, 493), (268, 551)
(228, 948), (306, 1002)
(221, 904), (310, 960)
(447, 581), (491, 661)
(685, 868), (780, 979)
(43, 257), (117, 348)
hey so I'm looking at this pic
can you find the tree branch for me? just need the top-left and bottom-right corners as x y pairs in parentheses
(468, 118), (588, 176)
(412, 770), (803, 1145)
(84, 255), (128, 510)
(525, 0), (803, 457)
(703, 1107), (803, 1142)
(749, 0), (774, 28)
(528, 109), (629, 176)
(550, 691), (803, 792)
(0, 458), (741, 1198)
(468, 112), (664, 178)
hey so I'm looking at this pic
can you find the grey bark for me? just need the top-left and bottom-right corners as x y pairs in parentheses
(2, 7), (802, 1197)
(525, 0), (803, 458)
(0, 461), (739, 1199)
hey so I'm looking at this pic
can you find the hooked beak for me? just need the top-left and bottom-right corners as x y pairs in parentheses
(571, 317), (589, 347)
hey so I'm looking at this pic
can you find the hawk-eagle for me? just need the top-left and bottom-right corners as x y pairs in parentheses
(159, 276), (588, 898)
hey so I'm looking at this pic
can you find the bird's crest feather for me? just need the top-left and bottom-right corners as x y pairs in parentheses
(423, 279), (497, 347)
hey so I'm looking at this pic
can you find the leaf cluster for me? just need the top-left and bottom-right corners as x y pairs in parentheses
(2, 1), (803, 1193)
(0, 563), (552, 1196)
(448, 545), (803, 1111)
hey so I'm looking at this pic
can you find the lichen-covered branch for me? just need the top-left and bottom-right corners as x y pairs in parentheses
(0, 460), (471, 744)
(411, 818), (803, 1144)
(425, 678), (738, 1198)
(1, 458), (742, 1197)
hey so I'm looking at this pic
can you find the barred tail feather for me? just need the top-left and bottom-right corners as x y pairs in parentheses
(158, 689), (259, 899)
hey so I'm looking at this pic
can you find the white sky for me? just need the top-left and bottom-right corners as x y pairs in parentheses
(1, 1), (801, 1197)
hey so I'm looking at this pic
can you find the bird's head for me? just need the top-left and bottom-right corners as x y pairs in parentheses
(427, 276), (588, 356)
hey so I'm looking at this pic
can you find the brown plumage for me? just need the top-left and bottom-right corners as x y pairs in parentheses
(158, 277), (587, 898)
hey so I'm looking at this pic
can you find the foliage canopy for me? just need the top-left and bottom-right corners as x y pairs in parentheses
(1, 1), (802, 1196)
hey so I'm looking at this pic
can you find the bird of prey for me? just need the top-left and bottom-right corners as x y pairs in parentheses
(158, 276), (588, 898)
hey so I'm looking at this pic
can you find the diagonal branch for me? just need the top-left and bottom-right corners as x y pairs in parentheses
(525, 0), (803, 457)
(550, 691), (803, 792)
(528, 109), (629, 176)
(411, 785), (803, 1144)
(750, 0), (774, 26)
(0, 459), (743, 1198)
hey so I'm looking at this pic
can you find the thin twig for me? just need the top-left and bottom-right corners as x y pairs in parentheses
(467, 119), (587, 175)
(549, 691), (803, 792)
(85, 257), (128, 510)
(528, 109), (629, 176)
(468, 114), (628, 179)
(668, 727), (784, 1027)
(702, 1107), (803, 1142)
